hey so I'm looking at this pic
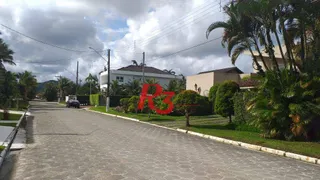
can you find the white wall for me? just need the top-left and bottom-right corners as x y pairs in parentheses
(100, 70), (181, 90)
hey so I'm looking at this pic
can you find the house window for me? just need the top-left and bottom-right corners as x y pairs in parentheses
(116, 76), (124, 82)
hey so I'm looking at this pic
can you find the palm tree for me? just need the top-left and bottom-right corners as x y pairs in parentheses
(85, 73), (99, 95)
(206, 2), (265, 73)
(124, 80), (141, 96)
(110, 80), (124, 95)
(17, 71), (37, 100)
(0, 38), (15, 69)
(166, 79), (179, 94)
(163, 69), (176, 75)
(131, 60), (138, 66)
(57, 76), (71, 100)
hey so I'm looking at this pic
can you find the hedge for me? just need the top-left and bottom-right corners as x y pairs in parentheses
(233, 91), (256, 124)
(90, 94), (100, 106)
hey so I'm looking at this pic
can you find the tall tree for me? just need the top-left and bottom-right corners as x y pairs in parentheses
(0, 38), (15, 69)
(206, 2), (265, 73)
(57, 76), (72, 100)
(85, 73), (99, 94)
(17, 71), (37, 100)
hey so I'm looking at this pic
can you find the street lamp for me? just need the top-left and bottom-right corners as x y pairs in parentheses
(89, 47), (110, 112)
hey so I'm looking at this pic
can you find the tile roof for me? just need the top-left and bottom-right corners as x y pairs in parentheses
(198, 67), (243, 74)
(117, 65), (172, 75)
(239, 79), (259, 87)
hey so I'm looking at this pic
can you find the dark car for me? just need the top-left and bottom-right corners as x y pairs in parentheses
(66, 99), (80, 108)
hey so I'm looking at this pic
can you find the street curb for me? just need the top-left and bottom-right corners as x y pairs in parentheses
(86, 109), (320, 165)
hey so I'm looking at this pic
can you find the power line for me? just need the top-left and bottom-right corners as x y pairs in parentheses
(138, 2), (222, 46)
(151, 36), (222, 61)
(142, 0), (219, 39)
(1, 24), (105, 53)
(135, 1), (227, 49)
(118, 1), (224, 52)
(139, 5), (225, 48)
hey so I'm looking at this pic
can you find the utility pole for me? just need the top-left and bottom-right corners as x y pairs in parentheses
(76, 61), (79, 95)
(106, 49), (111, 112)
(55, 75), (62, 102)
(88, 46), (110, 112)
(142, 52), (145, 83)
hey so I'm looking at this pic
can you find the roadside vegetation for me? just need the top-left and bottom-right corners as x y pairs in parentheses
(0, 145), (5, 152)
(0, 36), (36, 120)
(89, 0), (320, 158)
(0, 112), (21, 120)
(90, 106), (320, 158)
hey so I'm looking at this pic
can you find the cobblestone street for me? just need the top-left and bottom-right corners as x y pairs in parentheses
(7, 101), (320, 179)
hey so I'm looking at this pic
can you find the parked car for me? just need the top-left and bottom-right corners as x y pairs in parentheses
(66, 99), (80, 108)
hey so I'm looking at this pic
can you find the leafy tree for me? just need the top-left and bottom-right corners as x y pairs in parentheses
(173, 90), (205, 127)
(215, 81), (239, 123)
(44, 82), (58, 102)
(208, 83), (220, 113)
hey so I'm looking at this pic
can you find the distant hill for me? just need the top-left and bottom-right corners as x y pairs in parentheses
(37, 80), (58, 93)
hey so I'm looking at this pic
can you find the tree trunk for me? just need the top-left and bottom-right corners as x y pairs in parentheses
(300, 25), (306, 67)
(185, 112), (190, 127)
(253, 37), (269, 71)
(229, 114), (232, 124)
(274, 31), (287, 68)
(247, 45), (263, 74)
(266, 29), (280, 72)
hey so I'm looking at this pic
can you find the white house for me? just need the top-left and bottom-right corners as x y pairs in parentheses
(99, 65), (182, 90)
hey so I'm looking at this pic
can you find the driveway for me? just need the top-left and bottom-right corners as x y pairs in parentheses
(6, 101), (320, 180)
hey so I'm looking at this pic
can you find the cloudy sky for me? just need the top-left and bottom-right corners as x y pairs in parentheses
(0, 0), (252, 83)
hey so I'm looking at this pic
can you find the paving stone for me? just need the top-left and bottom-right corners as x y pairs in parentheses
(7, 101), (320, 180)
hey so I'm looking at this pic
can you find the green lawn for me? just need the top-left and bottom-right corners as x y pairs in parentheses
(90, 106), (320, 158)
(0, 112), (22, 120)
(0, 122), (17, 127)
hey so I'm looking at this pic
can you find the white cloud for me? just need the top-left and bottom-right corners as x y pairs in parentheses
(0, 0), (253, 83)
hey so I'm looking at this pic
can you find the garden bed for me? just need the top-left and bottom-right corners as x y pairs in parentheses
(90, 106), (320, 158)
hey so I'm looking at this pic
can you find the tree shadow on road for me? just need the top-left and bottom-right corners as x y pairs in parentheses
(25, 115), (34, 144)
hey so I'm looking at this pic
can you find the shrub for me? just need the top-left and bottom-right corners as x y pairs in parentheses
(215, 81), (240, 123)
(193, 96), (211, 116)
(233, 91), (256, 124)
(208, 84), (220, 113)
(128, 96), (140, 113)
(248, 69), (320, 141)
(173, 90), (207, 127)
(120, 98), (130, 113)
(90, 94), (100, 106)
